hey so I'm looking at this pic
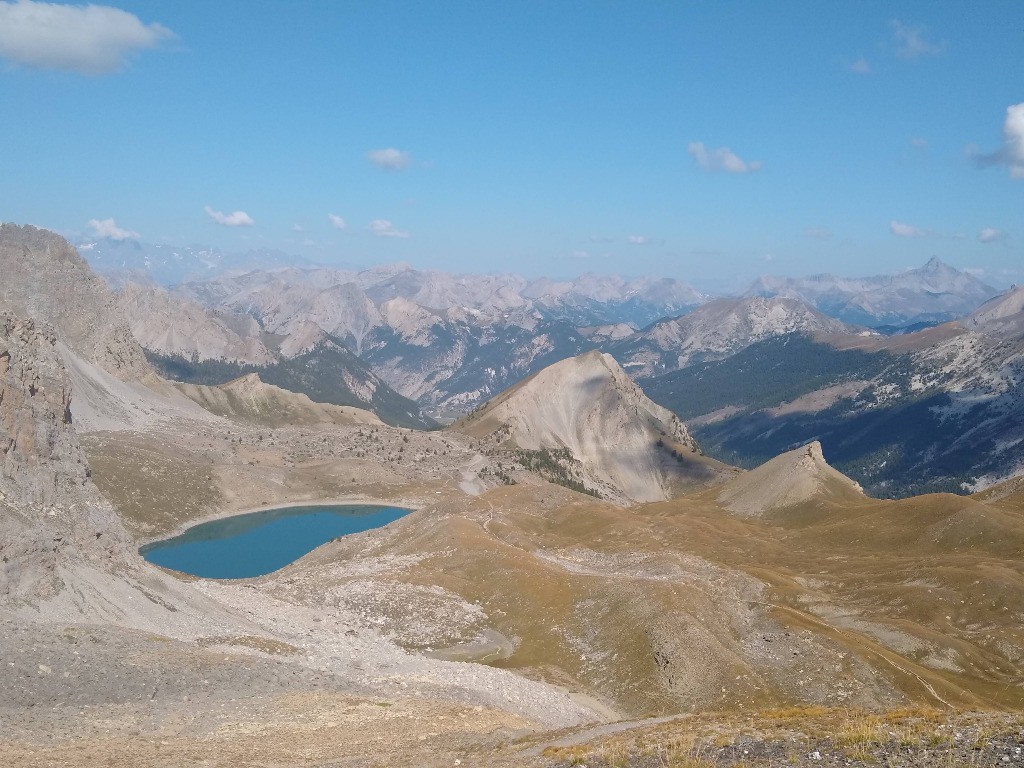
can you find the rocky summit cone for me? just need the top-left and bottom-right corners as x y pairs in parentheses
(717, 440), (865, 517)
(453, 350), (728, 502)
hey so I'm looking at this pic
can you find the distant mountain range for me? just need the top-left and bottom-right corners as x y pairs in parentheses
(106, 255), (996, 398)
(64, 231), (1024, 495)
(124, 264), (707, 417)
(745, 256), (999, 327)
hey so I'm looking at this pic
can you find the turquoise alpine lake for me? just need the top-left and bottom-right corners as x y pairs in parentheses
(139, 504), (411, 579)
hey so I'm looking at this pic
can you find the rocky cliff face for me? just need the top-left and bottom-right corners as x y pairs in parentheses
(0, 312), (128, 601)
(0, 224), (152, 381)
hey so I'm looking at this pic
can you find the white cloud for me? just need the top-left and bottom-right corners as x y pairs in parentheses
(570, 250), (589, 259)
(971, 103), (1024, 180)
(848, 57), (871, 74)
(804, 227), (832, 240)
(891, 20), (944, 59)
(369, 219), (409, 239)
(292, 223), (304, 232)
(688, 141), (762, 174)
(327, 214), (347, 230)
(890, 220), (925, 238)
(367, 148), (411, 170)
(910, 137), (928, 149)
(588, 234), (614, 243)
(87, 217), (137, 241)
(978, 227), (1006, 243)
(627, 235), (650, 245)
(0, 0), (174, 74)
(204, 206), (254, 227)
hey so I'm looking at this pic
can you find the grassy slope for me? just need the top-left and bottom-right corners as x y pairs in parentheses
(290, 478), (1024, 720)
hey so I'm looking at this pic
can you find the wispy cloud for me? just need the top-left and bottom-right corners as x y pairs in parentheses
(848, 57), (871, 74)
(0, 0), (174, 74)
(369, 219), (409, 238)
(891, 19), (944, 59)
(969, 103), (1024, 180)
(688, 141), (762, 174)
(910, 137), (928, 149)
(890, 220), (925, 238)
(87, 217), (138, 241)
(327, 214), (347, 230)
(292, 223), (304, 232)
(978, 227), (1006, 244)
(627, 235), (650, 245)
(367, 148), (411, 170)
(804, 227), (832, 240)
(570, 250), (590, 259)
(204, 206), (254, 227)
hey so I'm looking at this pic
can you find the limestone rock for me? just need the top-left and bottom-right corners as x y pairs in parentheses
(0, 223), (152, 381)
(0, 312), (129, 601)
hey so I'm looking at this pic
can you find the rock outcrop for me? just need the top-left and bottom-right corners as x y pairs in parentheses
(0, 312), (128, 601)
(0, 223), (153, 381)
(717, 440), (865, 517)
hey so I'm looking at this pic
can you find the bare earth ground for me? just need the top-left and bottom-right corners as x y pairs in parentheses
(3, 405), (1024, 766)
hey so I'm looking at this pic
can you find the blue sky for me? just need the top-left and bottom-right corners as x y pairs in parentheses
(1, 1), (1021, 289)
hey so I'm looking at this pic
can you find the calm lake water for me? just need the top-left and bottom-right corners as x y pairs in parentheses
(139, 504), (411, 579)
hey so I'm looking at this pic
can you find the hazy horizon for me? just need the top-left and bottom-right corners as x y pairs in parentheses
(65, 230), (1012, 295)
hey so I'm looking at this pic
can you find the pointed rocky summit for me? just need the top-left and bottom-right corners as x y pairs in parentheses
(717, 440), (865, 517)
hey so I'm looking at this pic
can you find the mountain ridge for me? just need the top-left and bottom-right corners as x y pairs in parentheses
(746, 257), (998, 327)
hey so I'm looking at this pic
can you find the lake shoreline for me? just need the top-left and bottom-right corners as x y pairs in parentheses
(136, 494), (424, 547)
(139, 502), (415, 579)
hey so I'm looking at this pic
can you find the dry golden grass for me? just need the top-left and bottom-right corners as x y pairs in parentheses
(82, 431), (222, 536)
(535, 707), (1024, 768)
